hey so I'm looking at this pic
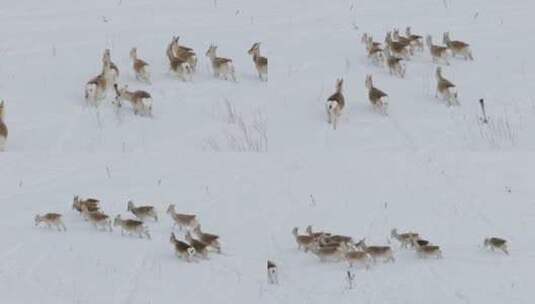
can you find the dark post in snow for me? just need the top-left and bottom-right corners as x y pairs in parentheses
(479, 98), (488, 124)
(346, 270), (356, 289)
(267, 260), (278, 285)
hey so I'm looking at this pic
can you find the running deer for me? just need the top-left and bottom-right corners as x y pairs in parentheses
(340, 243), (370, 269)
(81, 205), (112, 232)
(426, 35), (450, 65)
(166, 204), (199, 231)
(72, 195), (100, 214)
(311, 243), (343, 262)
(0, 100), (8, 151)
(102, 49), (120, 87)
(129, 47), (151, 83)
(365, 75), (388, 114)
(185, 231), (209, 259)
(355, 239), (395, 263)
(114, 84), (153, 116)
(367, 38), (385, 66)
(34, 213), (67, 231)
(168, 36), (198, 73)
(393, 28), (414, 55)
(405, 27), (424, 52)
(292, 227), (316, 252)
(267, 260), (278, 284)
(113, 215), (151, 239)
(384, 48), (405, 78)
(414, 240), (442, 259)
(247, 42), (268, 81)
(85, 68), (108, 105)
(385, 31), (410, 60)
(127, 200), (158, 221)
(205, 44), (237, 82)
(169, 56), (193, 81)
(484, 237), (509, 255)
(170, 232), (196, 262)
(361, 33), (381, 52)
(391, 228), (419, 248)
(305, 225), (331, 241)
(193, 225), (222, 253)
(435, 67), (459, 106)
(326, 78), (345, 130)
(443, 32), (473, 60)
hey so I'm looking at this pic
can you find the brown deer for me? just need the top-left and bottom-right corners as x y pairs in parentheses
(129, 47), (151, 83)
(443, 32), (473, 60)
(365, 75), (388, 115)
(247, 42), (268, 81)
(35, 213), (67, 231)
(326, 78), (345, 130)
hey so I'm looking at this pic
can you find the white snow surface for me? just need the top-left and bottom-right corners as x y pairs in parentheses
(1, 0), (534, 303)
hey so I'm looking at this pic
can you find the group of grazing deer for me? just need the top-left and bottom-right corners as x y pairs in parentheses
(34, 195), (222, 263)
(84, 36), (268, 116)
(292, 225), (508, 270)
(326, 27), (472, 129)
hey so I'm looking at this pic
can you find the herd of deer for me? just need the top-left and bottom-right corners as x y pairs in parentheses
(326, 27), (472, 129)
(292, 225), (508, 269)
(83, 36), (268, 117)
(0, 29), (474, 149)
(34, 195), (222, 263)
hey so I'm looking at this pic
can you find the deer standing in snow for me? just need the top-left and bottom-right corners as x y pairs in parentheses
(326, 78), (345, 130)
(247, 42), (268, 81)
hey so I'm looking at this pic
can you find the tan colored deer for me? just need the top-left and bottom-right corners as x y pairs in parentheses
(72, 195), (100, 214)
(384, 48), (405, 78)
(129, 47), (151, 83)
(193, 225), (222, 253)
(385, 32), (410, 60)
(206, 45), (237, 82)
(166, 204), (199, 230)
(168, 36), (198, 73)
(114, 84), (153, 116)
(35, 213), (67, 231)
(361, 33), (381, 52)
(127, 200), (158, 222)
(0, 100), (8, 151)
(102, 49), (119, 87)
(248, 42), (268, 81)
(305, 225), (331, 241)
(443, 32), (473, 60)
(405, 27), (424, 52)
(292, 227), (316, 252)
(426, 35), (450, 65)
(391, 228), (419, 248)
(365, 75), (388, 114)
(326, 78), (345, 130)
(340, 243), (370, 269)
(355, 239), (395, 263)
(185, 231), (209, 259)
(170, 232), (196, 262)
(113, 215), (151, 239)
(81, 205), (112, 231)
(414, 240), (442, 259)
(85, 69), (108, 105)
(435, 67), (459, 106)
(393, 28), (414, 55)
(367, 38), (385, 66)
(311, 243), (343, 262)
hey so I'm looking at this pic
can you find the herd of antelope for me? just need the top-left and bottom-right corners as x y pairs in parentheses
(34, 195), (222, 263)
(0, 28), (478, 148)
(293, 225), (509, 270)
(327, 27), (472, 129)
(83, 36), (268, 117)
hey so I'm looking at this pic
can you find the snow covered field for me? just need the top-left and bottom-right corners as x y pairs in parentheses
(1, 0), (534, 303)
